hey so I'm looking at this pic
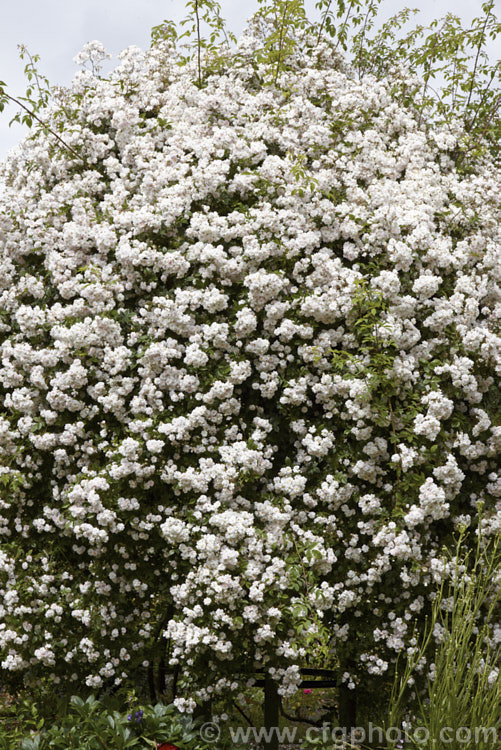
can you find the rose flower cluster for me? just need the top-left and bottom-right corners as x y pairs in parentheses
(0, 21), (499, 707)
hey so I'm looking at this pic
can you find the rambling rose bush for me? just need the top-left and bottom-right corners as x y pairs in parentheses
(0, 2), (499, 711)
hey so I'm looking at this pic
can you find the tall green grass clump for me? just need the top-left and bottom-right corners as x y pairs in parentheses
(387, 524), (500, 749)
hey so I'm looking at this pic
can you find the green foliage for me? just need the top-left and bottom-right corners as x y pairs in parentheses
(386, 528), (501, 749)
(151, 18), (179, 47)
(0, 695), (214, 750)
(315, 0), (368, 52)
(0, 47), (83, 163)
(254, 0), (310, 82)
(0, 46), (50, 127)
(152, 1), (236, 86)
(330, 279), (396, 389)
(323, 278), (403, 448)
(9, 45), (51, 127)
(287, 150), (320, 196)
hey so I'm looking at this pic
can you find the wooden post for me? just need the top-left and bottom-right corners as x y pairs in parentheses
(264, 677), (280, 750)
(147, 663), (157, 703)
(338, 683), (357, 734)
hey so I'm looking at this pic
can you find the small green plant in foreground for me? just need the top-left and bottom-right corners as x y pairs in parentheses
(0, 695), (215, 750)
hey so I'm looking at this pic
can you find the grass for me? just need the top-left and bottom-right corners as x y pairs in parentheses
(386, 529), (500, 750)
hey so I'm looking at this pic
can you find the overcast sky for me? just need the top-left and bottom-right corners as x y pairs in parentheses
(1, 0), (499, 159)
